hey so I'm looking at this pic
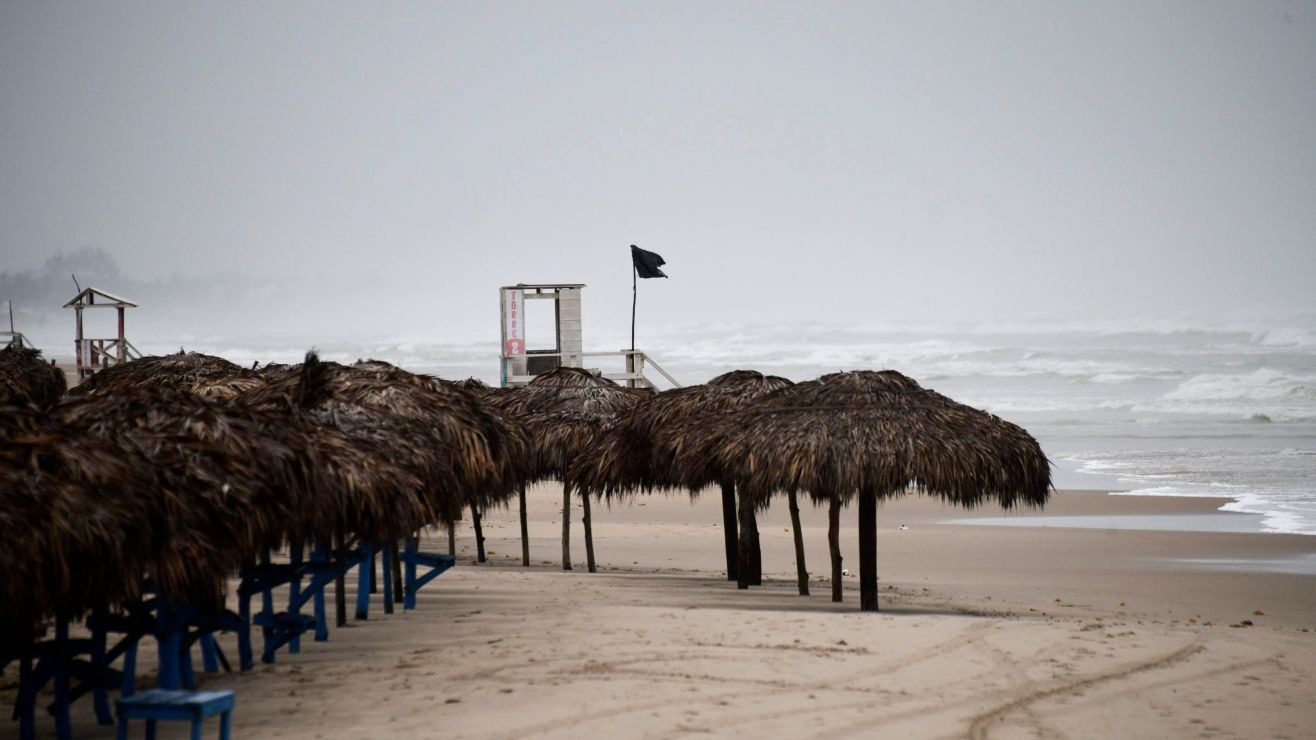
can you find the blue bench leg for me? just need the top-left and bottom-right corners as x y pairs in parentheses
(220, 710), (233, 740)
(191, 717), (202, 740)
(18, 655), (34, 740)
(382, 542), (395, 614)
(181, 639), (197, 689)
(259, 548), (276, 663)
(92, 608), (113, 725)
(157, 629), (182, 690)
(122, 640), (138, 696)
(237, 593), (254, 670)
(116, 718), (128, 740)
(54, 617), (73, 740)
(404, 537), (418, 610)
(200, 633), (219, 674)
(289, 543), (304, 653)
(355, 542), (373, 620)
(313, 544), (329, 641)
(145, 718), (157, 740)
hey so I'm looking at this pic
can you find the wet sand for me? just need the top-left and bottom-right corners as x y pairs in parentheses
(13, 488), (1316, 739)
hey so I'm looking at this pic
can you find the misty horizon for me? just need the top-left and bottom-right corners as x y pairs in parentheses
(3, 2), (1315, 348)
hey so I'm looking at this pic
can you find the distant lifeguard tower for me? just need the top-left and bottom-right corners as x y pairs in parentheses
(64, 287), (140, 378)
(499, 283), (679, 389)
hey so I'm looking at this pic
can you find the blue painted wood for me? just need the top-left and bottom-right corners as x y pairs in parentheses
(259, 548), (275, 662)
(180, 638), (196, 690)
(122, 640), (138, 696)
(154, 605), (183, 691)
(199, 634), (219, 673)
(402, 537), (457, 610)
(355, 542), (373, 620)
(236, 593), (253, 671)
(403, 537), (418, 610)
(117, 689), (235, 740)
(311, 544), (329, 641)
(288, 542), (304, 653)
(90, 607), (114, 725)
(382, 542), (395, 614)
(250, 613), (317, 663)
(11, 624), (112, 740)
(10, 599), (207, 740)
(233, 542), (366, 663)
(53, 618), (73, 740)
(18, 654), (34, 740)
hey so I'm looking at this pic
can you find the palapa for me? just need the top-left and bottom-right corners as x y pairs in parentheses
(68, 351), (252, 398)
(53, 385), (325, 611)
(0, 406), (155, 650)
(705, 370), (1051, 611)
(495, 367), (640, 572)
(0, 344), (67, 408)
(571, 370), (793, 589)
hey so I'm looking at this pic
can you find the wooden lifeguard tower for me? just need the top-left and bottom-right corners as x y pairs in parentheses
(499, 283), (679, 389)
(499, 283), (584, 387)
(64, 287), (140, 378)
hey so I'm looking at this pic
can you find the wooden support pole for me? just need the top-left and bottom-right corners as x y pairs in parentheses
(788, 489), (809, 596)
(859, 489), (878, 612)
(736, 492), (760, 589)
(116, 306), (125, 363)
(472, 505), (487, 563)
(582, 489), (596, 573)
(519, 483), (530, 567)
(721, 481), (738, 581)
(561, 481), (572, 571)
(828, 493), (843, 603)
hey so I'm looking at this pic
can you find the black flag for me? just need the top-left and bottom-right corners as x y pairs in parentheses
(630, 244), (668, 278)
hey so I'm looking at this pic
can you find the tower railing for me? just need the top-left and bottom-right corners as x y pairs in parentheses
(75, 338), (142, 376)
(501, 349), (680, 390)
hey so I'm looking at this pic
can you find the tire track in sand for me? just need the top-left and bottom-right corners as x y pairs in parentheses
(966, 638), (1205, 740)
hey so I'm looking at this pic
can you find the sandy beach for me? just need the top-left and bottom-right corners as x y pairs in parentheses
(10, 486), (1312, 740)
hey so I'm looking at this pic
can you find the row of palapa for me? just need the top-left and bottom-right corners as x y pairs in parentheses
(0, 346), (527, 652)
(1, 343), (1051, 654)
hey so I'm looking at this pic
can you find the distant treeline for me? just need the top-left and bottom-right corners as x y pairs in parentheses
(1, 248), (280, 322)
(1, 248), (127, 311)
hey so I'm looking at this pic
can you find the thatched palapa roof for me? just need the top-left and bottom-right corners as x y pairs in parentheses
(68, 351), (252, 399)
(571, 369), (793, 499)
(705, 370), (1051, 507)
(52, 386), (324, 609)
(0, 405), (157, 646)
(495, 368), (639, 483)
(0, 344), (67, 408)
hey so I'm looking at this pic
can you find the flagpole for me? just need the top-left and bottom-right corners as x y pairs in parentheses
(630, 264), (637, 352)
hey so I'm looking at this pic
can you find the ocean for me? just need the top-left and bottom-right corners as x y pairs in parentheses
(129, 318), (1316, 536)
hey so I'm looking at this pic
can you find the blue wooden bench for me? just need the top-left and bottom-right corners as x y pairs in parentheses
(402, 538), (457, 610)
(237, 542), (363, 665)
(116, 689), (234, 740)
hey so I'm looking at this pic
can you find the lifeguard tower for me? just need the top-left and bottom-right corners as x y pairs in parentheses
(64, 287), (140, 378)
(499, 283), (680, 389)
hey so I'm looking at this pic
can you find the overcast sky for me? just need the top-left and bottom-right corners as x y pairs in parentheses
(2, 1), (1313, 342)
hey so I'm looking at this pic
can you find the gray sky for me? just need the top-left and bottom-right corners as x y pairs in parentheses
(2, 1), (1313, 342)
